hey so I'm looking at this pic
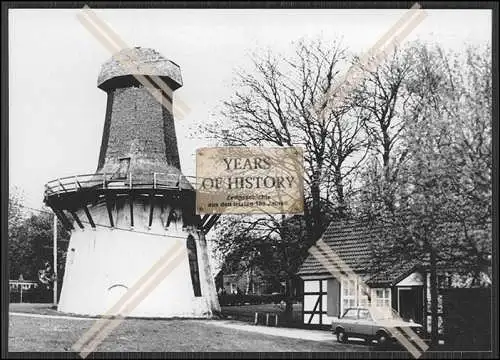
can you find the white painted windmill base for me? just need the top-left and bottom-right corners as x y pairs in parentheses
(57, 200), (219, 318)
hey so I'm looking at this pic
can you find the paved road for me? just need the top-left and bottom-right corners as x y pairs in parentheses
(202, 319), (336, 342)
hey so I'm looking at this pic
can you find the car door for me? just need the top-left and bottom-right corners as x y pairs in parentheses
(352, 308), (374, 337)
(341, 308), (358, 333)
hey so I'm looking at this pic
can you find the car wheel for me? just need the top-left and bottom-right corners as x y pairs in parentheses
(337, 330), (348, 343)
(376, 331), (389, 347)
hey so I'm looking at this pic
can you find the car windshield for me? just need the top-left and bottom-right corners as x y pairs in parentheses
(342, 308), (358, 319)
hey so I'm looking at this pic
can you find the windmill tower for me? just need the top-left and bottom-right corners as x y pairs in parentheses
(44, 47), (220, 317)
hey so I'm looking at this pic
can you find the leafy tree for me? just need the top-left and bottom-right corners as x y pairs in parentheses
(8, 191), (70, 293)
(361, 42), (492, 345)
(8, 188), (24, 244)
(203, 37), (491, 338)
(353, 44), (423, 213)
(213, 213), (313, 317)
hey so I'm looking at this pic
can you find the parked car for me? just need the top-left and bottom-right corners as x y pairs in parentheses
(332, 307), (429, 347)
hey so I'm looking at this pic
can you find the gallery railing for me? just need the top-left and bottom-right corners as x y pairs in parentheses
(44, 172), (198, 198)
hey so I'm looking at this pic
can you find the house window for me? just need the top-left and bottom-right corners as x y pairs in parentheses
(230, 283), (237, 294)
(342, 279), (357, 312)
(186, 235), (201, 297)
(373, 288), (391, 308)
(341, 278), (370, 314)
(359, 284), (370, 307)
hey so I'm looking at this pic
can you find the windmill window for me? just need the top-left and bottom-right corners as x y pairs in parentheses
(166, 209), (178, 228)
(117, 157), (131, 179)
(186, 235), (202, 297)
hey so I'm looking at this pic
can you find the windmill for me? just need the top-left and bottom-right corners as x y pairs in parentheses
(44, 47), (220, 317)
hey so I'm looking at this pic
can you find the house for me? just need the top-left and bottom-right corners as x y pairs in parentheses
(297, 218), (427, 327)
(297, 217), (431, 330)
(215, 264), (278, 295)
(297, 217), (492, 334)
(216, 270), (268, 295)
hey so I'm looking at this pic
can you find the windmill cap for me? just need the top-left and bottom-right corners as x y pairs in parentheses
(97, 47), (183, 91)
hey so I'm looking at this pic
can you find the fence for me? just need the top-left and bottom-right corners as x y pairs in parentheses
(441, 287), (491, 350)
(10, 287), (52, 303)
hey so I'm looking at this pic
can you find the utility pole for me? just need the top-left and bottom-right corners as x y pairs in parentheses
(19, 274), (24, 303)
(53, 213), (58, 306)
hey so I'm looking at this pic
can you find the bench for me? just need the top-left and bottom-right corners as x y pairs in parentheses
(254, 312), (279, 327)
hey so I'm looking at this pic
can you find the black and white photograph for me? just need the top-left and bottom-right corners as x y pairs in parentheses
(3, 2), (496, 357)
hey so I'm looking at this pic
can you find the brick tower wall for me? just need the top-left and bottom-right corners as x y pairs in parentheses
(97, 86), (181, 177)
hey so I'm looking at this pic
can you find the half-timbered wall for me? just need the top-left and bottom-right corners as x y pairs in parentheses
(302, 277), (393, 326)
(303, 279), (327, 325)
(303, 278), (341, 325)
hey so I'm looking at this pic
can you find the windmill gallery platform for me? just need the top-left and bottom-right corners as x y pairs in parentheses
(44, 47), (221, 318)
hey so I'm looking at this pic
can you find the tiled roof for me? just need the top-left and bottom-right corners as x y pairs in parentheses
(366, 259), (421, 287)
(297, 218), (384, 277)
(296, 217), (421, 287)
(297, 216), (491, 287)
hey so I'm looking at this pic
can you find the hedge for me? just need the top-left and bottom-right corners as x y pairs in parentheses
(218, 293), (288, 306)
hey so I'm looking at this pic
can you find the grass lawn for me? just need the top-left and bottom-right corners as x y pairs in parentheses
(9, 313), (368, 352)
(10, 303), (76, 317)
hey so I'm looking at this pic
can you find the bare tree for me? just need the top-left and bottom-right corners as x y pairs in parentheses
(206, 38), (369, 237)
(354, 45), (420, 213)
(204, 38), (374, 319)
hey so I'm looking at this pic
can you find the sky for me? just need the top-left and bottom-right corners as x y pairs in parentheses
(9, 8), (492, 211)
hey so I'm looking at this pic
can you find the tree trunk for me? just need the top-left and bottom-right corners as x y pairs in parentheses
(283, 277), (293, 323)
(334, 168), (346, 217)
(382, 138), (395, 214)
(245, 269), (250, 295)
(303, 204), (314, 246)
(248, 267), (254, 295)
(430, 247), (439, 347)
(311, 170), (322, 239)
